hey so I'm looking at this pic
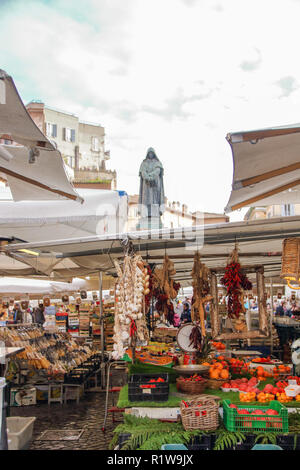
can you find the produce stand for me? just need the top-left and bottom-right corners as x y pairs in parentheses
(5, 219), (300, 450)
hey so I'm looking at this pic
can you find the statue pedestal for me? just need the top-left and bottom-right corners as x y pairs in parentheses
(136, 217), (163, 231)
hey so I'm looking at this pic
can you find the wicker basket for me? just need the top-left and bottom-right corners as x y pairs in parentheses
(281, 238), (300, 283)
(176, 377), (207, 394)
(206, 378), (228, 390)
(180, 396), (219, 431)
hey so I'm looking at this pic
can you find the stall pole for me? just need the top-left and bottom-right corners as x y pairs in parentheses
(0, 377), (8, 450)
(99, 271), (106, 388)
(270, 278), (274, 355)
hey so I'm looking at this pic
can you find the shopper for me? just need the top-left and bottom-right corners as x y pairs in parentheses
(175, 300), (183, 317)
(181, 302), (191, 323)
(173, 312), (181, 327)
(34, 303), (45, 325)
(12, 303), (23, 324)
(0, 311), (6, 326)
(24, 308), (33, 324)
(275, 301), (285, 317)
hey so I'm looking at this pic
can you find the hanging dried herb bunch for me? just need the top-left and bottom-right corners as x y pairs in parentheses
(220, 245), (252, 319)
(191, 252), (212, 337)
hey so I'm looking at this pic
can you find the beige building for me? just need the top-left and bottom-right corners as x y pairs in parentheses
(244, 204), (299, 221)
(127, 195), (229, 231)
(26, 101), (117, 190)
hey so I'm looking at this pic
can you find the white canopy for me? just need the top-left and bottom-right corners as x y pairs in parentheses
(0, 187), (128, 242)
(6, 215), (300, 284)
(0, 69), (82, 202)
(225, 124), (300, 212)
(0, 276), (87, 295)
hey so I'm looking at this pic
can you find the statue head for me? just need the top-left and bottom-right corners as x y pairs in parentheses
(146, 147), (157, 160)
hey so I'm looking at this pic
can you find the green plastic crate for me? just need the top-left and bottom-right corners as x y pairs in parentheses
(222, 400), (288, 433)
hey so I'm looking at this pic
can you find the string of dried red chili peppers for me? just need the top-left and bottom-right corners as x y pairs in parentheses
(220, 262), (252, 319)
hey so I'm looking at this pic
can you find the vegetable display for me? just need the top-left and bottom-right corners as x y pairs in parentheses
(112, 254), (149, 359)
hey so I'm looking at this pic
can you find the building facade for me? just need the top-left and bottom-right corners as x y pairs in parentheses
(244, 204), (300, 221)
(127, 195), (229, 231)
(26, 101), (117, 190)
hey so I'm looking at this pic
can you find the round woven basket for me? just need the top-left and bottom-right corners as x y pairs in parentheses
(180, 396), (219, 431)
(281, 238), (300, 282)
(176, 377), (207, 394)
(206, 378), (228, 390)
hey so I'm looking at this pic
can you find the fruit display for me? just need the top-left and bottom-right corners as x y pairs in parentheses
(223, 400), (288, 433)
(212, 341), (226, 350)
(276, 392), (294, 404)
(222, 377), (259, 393)
(239, 392), (256, 402)
(178, 374), (207, 383)
(209, 362), (230, 380)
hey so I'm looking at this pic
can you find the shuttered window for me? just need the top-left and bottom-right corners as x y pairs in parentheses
(46, 122), (57, 138)
(63, 128), (76, 142)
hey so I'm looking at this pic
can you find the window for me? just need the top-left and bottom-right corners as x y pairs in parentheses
(281, 204), (295, 217)
(63, 128), (75, 142)
(46, 122), (57, 138)
(65, 156), (74, 168)
(91, 136), (99, 151)
(4, 139), (12, 145)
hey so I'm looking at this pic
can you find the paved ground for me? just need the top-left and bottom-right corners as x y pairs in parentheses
(9, 369), (126, 450)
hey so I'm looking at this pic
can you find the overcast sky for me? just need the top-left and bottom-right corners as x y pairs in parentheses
(1, 0), (300, 221)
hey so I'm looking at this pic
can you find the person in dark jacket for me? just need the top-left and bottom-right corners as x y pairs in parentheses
(275, 301), (285, 317)
(181, 302), (191, 323)
(13, 303), (23, 323)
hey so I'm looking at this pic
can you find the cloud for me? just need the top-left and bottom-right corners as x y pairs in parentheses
(275, 76), (299, 98)
(181, 0), (198, 6)
(2, 0), (300, 216)
(141, 87), (214, 121)
(240, 48), (262, 72)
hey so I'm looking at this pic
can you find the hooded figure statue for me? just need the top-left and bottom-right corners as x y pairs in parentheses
(138, 148), (165, 218)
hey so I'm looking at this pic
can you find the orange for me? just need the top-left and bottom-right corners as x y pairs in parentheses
(202, 362), (210, 366)
(220, 369), (229, 379)
(256, 366), (264, 377)
(210, 369), (220, 379)
(214, 363), (223, 370)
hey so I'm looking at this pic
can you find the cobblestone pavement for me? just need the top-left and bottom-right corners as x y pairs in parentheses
(9, 369), (127, 450)
(10, 391), (121, 450)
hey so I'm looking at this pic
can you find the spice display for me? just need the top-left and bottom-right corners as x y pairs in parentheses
(220, 245), (252, 319)
(113, 254), (149, 360)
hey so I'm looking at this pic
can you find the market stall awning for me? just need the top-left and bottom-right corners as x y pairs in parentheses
(225, 124), (300, 212)
(0, 69), (82, 202)
(0, 188), (128, 242)
(6, 215), (300, 284)
(0, 276), (87, 296)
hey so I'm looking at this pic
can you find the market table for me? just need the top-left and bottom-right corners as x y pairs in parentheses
(0, 347), (25, 451)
